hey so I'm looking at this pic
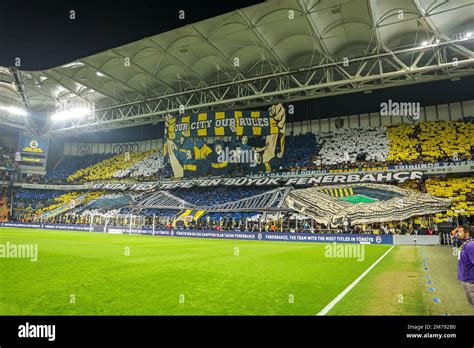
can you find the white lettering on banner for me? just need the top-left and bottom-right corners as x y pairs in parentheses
(296, 177), (308, 185)
(266, 178), (280, 185)
(224, 178), (236, 186)
(333, 175), (346, 183)
(322, 176), (334, 183)
(190, 120), (213, 130)
(307, 177), (323, 185)
(393, 172), (410, 183)
(377, 172), (392, 181)
(82, 171), (425, 191)
(284, 178), (299, 186)
(346, 174), (360, 183)
(238, 117), (269, 127)
(234, 178), (248, 186)
(409, 171), (423, 180)
(244, 178), (259, 186)
(1, 223), (392, 245)
(215, 118), (236, 128)
(360, 174), (376, 182)
(174, 123), (189, 132)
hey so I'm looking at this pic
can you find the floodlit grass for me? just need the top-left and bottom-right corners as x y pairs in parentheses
(0, 228), (404, 315)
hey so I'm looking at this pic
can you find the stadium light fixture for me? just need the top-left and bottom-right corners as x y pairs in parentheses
(0, 105), (28, 116)
(51, 107), (92, 121)
(61, 61), (84, 68)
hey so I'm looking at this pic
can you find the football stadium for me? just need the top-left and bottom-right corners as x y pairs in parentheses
(1, 0), (474, 325)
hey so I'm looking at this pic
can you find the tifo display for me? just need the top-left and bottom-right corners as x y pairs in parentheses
(1, 118), (471, 236)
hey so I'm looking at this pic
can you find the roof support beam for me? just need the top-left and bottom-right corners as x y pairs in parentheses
(49, 51), (474, 135)
(80, 60), (148, 99)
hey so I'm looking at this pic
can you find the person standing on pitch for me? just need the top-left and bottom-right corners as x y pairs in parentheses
(457, 225), (474, 307)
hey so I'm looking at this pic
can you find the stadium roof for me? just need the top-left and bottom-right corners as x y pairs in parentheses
(1, 0), (473, 135)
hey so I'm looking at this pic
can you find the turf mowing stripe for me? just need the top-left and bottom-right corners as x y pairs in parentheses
(316, 245), (395, 316)
(0, 232), (216, 248)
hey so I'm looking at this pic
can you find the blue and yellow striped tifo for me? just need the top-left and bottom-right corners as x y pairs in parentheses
(166, 110), (280, 139)
(322, 187), (354, 198)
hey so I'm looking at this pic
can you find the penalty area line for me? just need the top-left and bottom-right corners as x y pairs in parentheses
(316, 245), (395, 316)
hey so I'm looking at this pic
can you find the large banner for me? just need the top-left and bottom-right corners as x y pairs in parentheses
(15, 183), (89, 190)
(0, 222), (394, 244)
(38, 194), (87, 219)
(164, 104), (286, 178)
(286, 183), (450, 226)
(90, 171), (424, 191)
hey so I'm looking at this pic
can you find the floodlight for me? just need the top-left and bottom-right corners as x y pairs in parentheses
(51, 107), (92, 121)
(0, 105), (28, 116)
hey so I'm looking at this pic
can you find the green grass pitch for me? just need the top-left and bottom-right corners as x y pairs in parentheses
(0, 228), (422, 315)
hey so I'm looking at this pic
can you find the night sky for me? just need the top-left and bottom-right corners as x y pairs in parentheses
(0, 0), (263, 70)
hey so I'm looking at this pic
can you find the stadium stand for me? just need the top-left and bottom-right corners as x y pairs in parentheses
(56, 120), (473, 183)
(45, 154), (112, 182)
(67, 150), (155, 182)
(425, 176), (474, 224)
(386, 123), (421, 163)
(280, 133), (318, 171)
(14, 189), (66, 210)
(387, 120), (474, 163)
(312, 127), (388, 166)
(0, 138), (15, 168)
(33, 191), (105, 218)
(418, 121), (473, 162)
(170, 186), (270, 206)
(6, 118), (473, 233)
(113, 150), (165, 178)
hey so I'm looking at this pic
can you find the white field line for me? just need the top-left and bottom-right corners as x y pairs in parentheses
(316, 245), (395, 316)
(0, 234), (215, 248)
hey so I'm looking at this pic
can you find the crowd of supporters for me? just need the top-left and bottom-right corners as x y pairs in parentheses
(11, 172), (472, 234)
(170, 186), (270, 206)
(13, 188), (66, 211)
(45, 154), (112, 182)
(0, 138), (15, 167)
(31, 119), (471, 185)
(0, 137), (16, 183)
(5, 119), (473, 233)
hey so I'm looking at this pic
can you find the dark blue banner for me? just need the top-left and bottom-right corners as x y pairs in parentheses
(1, 222), (393, 244)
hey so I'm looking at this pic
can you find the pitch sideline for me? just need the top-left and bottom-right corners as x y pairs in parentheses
(317, 245), (395, 316)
